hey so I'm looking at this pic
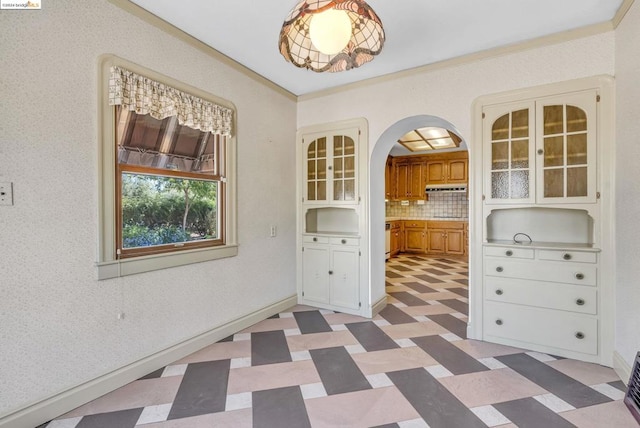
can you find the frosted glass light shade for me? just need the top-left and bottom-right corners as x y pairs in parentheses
(279, 0), (385, 73)
(309, 9), (352, 55)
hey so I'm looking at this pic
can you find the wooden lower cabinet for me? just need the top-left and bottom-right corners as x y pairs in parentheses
(426, 221), (465, 255)
(402, 221), (427, 253)
(390, 221), (402, 257)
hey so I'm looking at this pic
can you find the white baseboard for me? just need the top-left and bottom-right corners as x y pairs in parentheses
(613, 350), (633, 386)
(0, 295), (297, 428)
(371, 295), (387, 317)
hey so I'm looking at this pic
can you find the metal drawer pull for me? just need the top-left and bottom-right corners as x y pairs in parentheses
(575, 273), (584, 280)
(496, 319), (503, 326)
(575, 332), (585, 340)
(495, 289), (503, 295)
(496, 266), (504, 273)
(505, 250), (513, 256)
(576, 298), (585, 306)
(328, 270), (333, 275)
(563, 253), (572, 260)
(313, 237), (318, 242)
(341, 239), (347, 244)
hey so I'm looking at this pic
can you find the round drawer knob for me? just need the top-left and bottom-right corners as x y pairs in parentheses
(496, 266), (504, 273)
(576, 298), (585, 306)
(575, 273), (585, 280)
(563, 253), (572, 260)
(575, 332), (585, 340)
(328, 270), (333, 275)
(313, 237), (318, 242)
(537, 149), (544, 155)
(341, 239), (347, 244)
(496, 319), (503, 326)
(495, 289), (503, 296)
(505, 250), (513, 256)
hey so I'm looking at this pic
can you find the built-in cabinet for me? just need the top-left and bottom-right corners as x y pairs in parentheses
(298, 120), (369, 317)
(476, 77), (614, 366)
(393, 158), (426, 201)
(402, 220), (427, 253)
(389, 221), (402, 257)
(483, 90), (597, 205)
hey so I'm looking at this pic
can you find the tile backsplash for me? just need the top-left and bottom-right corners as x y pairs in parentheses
(386, 193), (468, 218)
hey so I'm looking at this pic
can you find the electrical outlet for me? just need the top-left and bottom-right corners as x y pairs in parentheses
(0, 182), (13, 206)
(270, 225), (277, 237)
(117, 312), (125, 320)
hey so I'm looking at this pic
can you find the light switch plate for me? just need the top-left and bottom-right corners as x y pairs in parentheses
(0, 182), (13, 206)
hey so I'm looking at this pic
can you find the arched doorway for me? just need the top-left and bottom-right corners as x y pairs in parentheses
(368, 115), (471, 318)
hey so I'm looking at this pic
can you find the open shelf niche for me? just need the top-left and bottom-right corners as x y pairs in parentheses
(305, 207), (359, 236)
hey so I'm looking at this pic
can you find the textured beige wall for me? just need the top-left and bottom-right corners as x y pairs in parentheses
(615, 0), (640, 368)
(0, 1), (296, 416)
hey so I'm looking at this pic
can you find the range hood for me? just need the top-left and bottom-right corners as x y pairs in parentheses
(425, 184), (467, 193)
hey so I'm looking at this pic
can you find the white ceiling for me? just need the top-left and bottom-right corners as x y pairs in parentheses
(129, 0), (623, 97)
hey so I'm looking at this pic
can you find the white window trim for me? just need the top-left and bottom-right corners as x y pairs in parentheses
(97, 55), (238, 280)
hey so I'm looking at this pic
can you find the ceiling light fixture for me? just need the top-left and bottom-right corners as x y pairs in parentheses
(279, 0), (385, 73)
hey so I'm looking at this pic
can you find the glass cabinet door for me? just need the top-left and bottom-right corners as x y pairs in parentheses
(302, 127), (359, 204)
(306, 137), (327, 201)
(333, 135), (356, 201)
(536, 91), (596, 204)
(483, 102), (535, 204)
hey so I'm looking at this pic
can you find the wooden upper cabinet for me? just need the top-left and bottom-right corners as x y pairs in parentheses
(409, 160), (426, 198)
(426, 158), (468, 185)
(394, 160), (409, 199)
(385, 156), (394, 199)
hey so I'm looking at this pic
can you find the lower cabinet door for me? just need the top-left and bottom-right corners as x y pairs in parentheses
(445, 230), (465, 255)
(427, 230), (445, 254)
(330, 247), (360, 310)
(484, 301), (598, 355)
(302, 245), (330, 305)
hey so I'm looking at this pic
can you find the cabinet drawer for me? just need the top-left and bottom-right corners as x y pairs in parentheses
(484, 277), (597, 315)
(403, 220), (426, 229)
(427, 221), (464, 230)
(485, 258), (597, 286)
(484, 301), (598, 355)
(329, 237), (360, 246)
(538, 250), (597, 264)
(484, 246), (534, 259)
(303, 235), (329, 244)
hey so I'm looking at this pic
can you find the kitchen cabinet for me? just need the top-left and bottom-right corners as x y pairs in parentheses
(426, 221), (465, 255)
(426, 158), (468, 185)
(303, 128), (359, 204)
(393, 158), (426, 200)
(385, 156), (394, 199)
(402, 220), (427, 253)
(389, 221), (402, 257)
(483, 90), (597, 205)
(302, 236), (360, 311)
(483, 244), (599, 358)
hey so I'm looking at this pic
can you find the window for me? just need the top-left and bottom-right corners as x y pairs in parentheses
(98, 56), (237, 279)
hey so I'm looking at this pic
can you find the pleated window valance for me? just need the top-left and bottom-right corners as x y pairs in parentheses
(108, 66), (233, 137)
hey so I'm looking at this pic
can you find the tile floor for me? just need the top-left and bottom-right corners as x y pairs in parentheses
(41, 255), (637, 427)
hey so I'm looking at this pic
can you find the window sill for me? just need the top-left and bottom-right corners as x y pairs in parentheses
(96, 244), (238, 280)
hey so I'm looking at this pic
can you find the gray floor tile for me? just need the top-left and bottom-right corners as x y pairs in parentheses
(414, 274), (445, 284)
(251, 330), (292, 366)
(609, 380), (628, 392)
(430, 263), (455, 270)
(386, 271), (404, 278)
(497, 353), (612, 408)
(167, 360), (230, 420)
(346, 321), (400, 352)
(388, 368), (486, 428)
(428, 313), (468, 339)
(253, 386), (311, 428)
(379, 304), (417, 325)
(402, 282), (438, 293)
(454, 278), (469, 286)
(76, 408), (144, 428)
(412, 335), (489, 375)
(392, 265), (413, 272)
(494, 397), (577, 428)
(138, 367), (165, 380)
(310, 346), (371, 395)
(424, 268), (449, 276)
(448, 287), (469, 298)
(388, 291), (429, 307)
(293, 310), (332, 334)
(439, 299), (468, 315)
